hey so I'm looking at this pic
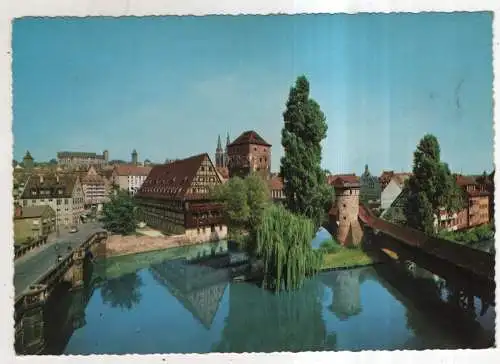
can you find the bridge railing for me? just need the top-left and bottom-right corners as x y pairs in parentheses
(359, 203), (494, 280)
(14, 235), (49, 260)
(15, 230), (108, 303)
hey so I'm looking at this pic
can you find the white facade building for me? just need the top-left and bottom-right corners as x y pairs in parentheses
(112, 165), (152, 195)
(380, 175), (410, 210)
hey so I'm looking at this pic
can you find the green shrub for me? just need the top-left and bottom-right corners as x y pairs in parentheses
(319, 238), (341, 254)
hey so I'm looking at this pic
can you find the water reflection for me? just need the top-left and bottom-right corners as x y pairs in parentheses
(321, 270), (363, 320)
(149, 258), (229, 329)
(100, 273), (144, 311)
(213, 279), (335, 352)
(15, 240), (495, 355)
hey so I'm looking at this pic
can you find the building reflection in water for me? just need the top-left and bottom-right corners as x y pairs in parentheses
(320, 269), (364, 320)
(149, 257), (229, 329)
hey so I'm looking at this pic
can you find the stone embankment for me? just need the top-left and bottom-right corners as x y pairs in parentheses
(103, 230), (227, 258)
(104, 234), (188, 257)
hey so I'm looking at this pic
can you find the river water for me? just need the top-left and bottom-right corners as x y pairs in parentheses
(17, 240), (495, 355)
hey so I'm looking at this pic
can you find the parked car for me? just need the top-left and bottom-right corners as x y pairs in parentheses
(69, 226), (78, 233)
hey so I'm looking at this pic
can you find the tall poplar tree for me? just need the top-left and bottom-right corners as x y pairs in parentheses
(404, 134), (464, 234)
(280, 76), (333, 229)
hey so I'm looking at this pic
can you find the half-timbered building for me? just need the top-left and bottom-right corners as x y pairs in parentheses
(135, 153), (227, 240)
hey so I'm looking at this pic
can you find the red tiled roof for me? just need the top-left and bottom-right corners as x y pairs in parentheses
(456, 175), (476, 187)
(380, 170), (394, 180)
(268, 176), (283, 190)
(327, 174), (356, 185)
(228, 130), (271, 147)
(114, 164), (152, 177)
(136, 153), (220, 201)
(329, 174), (360, 188)
(215, 166), (229, 179)
(15, 205), (54, 219)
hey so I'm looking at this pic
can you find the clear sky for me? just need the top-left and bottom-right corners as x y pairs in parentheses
(12, 13), (493, 175)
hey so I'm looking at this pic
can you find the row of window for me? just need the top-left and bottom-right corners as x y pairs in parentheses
(196, 225), (224, 234)
(31, 189), (64, 196)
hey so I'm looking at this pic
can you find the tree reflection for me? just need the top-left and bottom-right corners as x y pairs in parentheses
(212, 279), (335, 353)
(100, 272), (143, 310)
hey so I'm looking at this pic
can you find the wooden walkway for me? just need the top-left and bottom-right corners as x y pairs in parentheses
(358, 204), (495, 281)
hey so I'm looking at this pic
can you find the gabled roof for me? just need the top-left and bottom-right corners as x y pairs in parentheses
(21, 174), (79, 199)
(114, 164), (152, 177)
(15, 205), (54, 219)
(227, 130), (271, 147)
(391, 174), (411, 188)
(136, 153), (220, 200)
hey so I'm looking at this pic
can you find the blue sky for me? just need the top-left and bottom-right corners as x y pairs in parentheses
(12, 13), (493, 175)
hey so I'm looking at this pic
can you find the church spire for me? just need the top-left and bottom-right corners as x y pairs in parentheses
(217, 134), (222, 150)
(226, 132), (230, 146)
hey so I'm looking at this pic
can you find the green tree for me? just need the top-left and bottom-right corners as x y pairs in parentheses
(101, 190), (138, 235)
(404, 134), (464, 234)
(211, 173), (270, 253)
(280, 76), (333, 229)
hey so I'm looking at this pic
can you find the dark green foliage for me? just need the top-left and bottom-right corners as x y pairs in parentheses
(256, 204), (324, 292)
(280, 75), (334, 230)
(100, 190), (138, 235)
(404, 134), (464, 234)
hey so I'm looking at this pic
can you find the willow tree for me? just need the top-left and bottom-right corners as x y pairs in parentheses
(280, 75), (333, 230)
(256, 204), (323, 292)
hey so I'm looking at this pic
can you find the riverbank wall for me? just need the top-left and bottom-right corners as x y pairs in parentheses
(102, 228), (228, 258)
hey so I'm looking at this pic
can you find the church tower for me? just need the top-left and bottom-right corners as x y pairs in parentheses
(131, 149), (138, 165)
(215, 135), (224, 168)
(224, 132), (230, 168)
(22, 151), (34, 170)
